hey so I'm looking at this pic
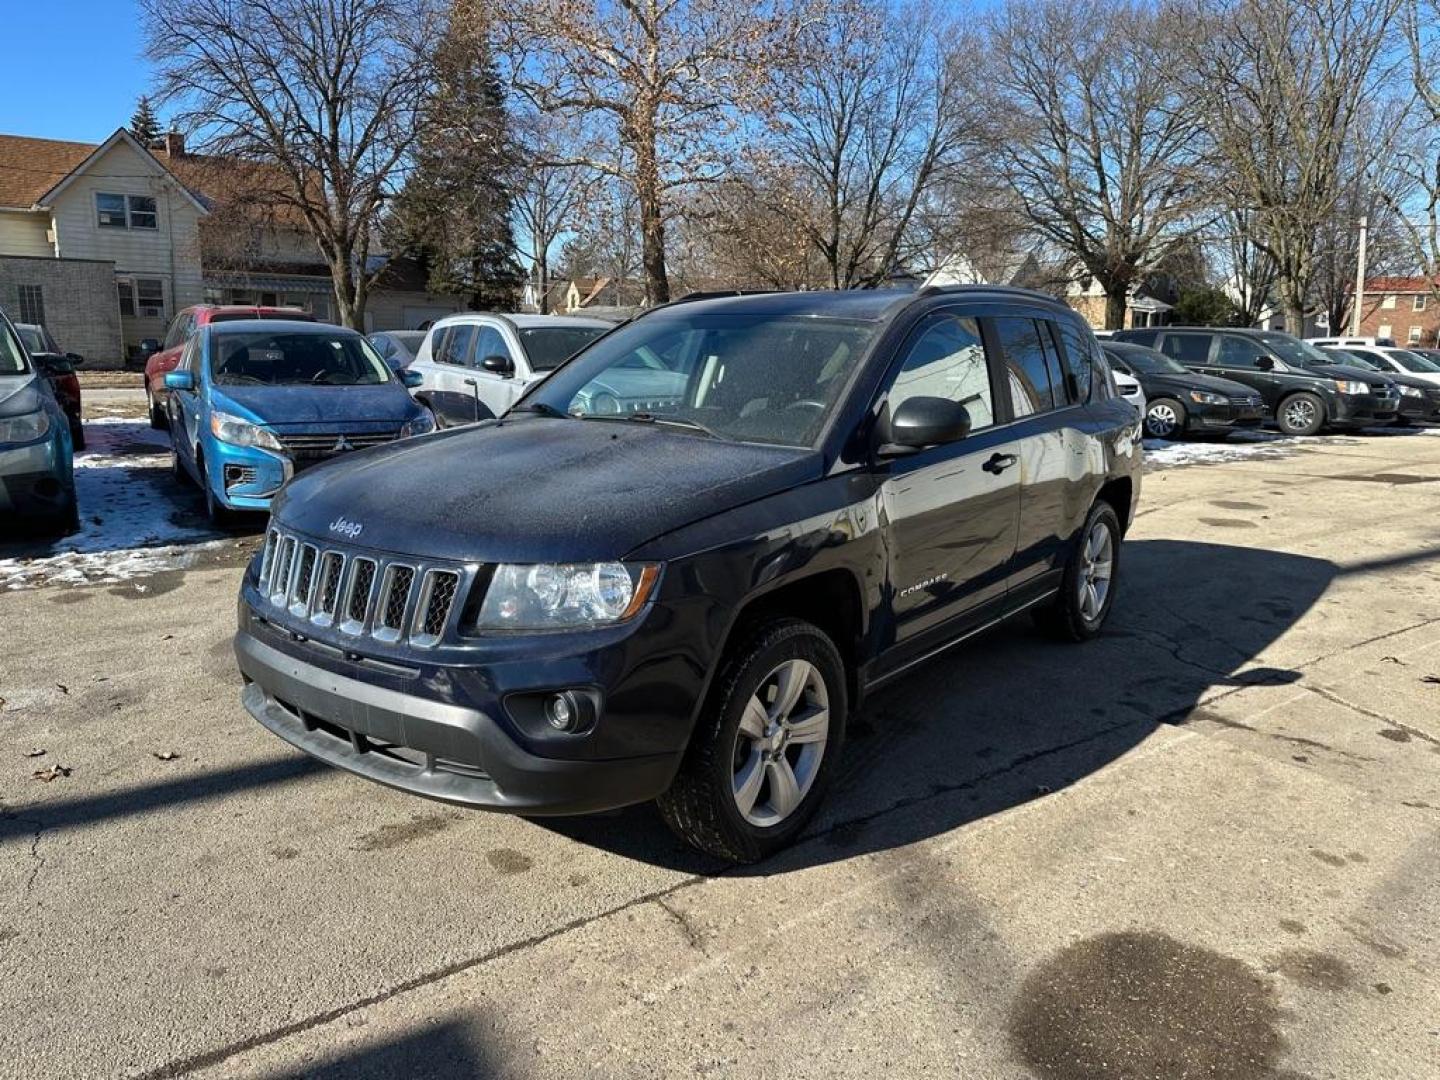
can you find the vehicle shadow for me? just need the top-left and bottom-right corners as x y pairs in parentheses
(541, 538), (1338, 876)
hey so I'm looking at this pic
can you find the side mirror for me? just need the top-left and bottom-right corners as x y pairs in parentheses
(140, 338), (162, 358)
(882, 396), (972, 453)
(1254, 355), (1275, 370)
(164, 370), (195, 392)
(65, 352), (85, 367)
(481, 354), (515, 377)
(399, 369), (423, 388)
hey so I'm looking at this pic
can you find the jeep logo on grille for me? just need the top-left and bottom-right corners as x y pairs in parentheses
(328, 516), (363, 540)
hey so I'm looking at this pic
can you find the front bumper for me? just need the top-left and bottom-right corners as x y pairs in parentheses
(236, 631), (680, 814)
(1330, 391), (1399, 426)
(203, 437), (290, 511)
(1188, 398), (1266, 429)
(0, 435), (71, 517)
(1395, 391), (1440, 422)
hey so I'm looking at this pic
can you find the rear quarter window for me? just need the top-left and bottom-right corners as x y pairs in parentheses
(1161, 333), (1214, 365)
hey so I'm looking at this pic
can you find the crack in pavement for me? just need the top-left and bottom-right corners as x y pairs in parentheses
(655, 896), (707, 955)
(1304, 684), (1440, 747)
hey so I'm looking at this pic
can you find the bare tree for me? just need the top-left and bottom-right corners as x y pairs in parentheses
(1187, 0), (1403, 333)
(511, 116), (599, 313)
(490, 0), (807, 305)
(1217, 209), (1280, 326)
(143, 0), (441, 327)
(766, 0), (986, 288)
(1389, 0), (1440, 309)
(676, 168), (824, 290)
(985, 0), (1206, 329)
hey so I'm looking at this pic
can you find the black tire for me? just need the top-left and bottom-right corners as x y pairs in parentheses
(657, 618), (848, 863)
(1143, 397), (1187, 440)
(1276, 391), (1325, 436)
(69, 420), (86, 451)
(199, 456), (237, 528)
(1033, 500), (1122, 643)
(148, 391), (167, 430)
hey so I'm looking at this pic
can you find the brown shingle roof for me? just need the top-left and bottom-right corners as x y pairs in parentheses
(0, 134), (97, 208)
(1364, 276), (1440, 294)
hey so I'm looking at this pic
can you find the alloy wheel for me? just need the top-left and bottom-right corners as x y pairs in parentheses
(1283, 398), (1316, 432)
(1077, 519), (1114, 622)
(731, 658), (829, 827)
(1145, 402), (1179, 438)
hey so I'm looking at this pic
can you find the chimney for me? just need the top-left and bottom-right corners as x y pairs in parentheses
(163, 131), (186, 158)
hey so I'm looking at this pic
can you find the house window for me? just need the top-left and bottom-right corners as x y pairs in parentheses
(1415, 295), (1428, 312)
(1378, 323), (1392, 340)
(116, 278), (135, 317)
(135, 279), (164, 318)
(17, 284), (45, 326)
(1381, 294), (1397, 309)
(97, 193), (128, 228)
(96, 193), (159, 229)
(1409, 326), (1422, 343)
(127, 195), (158, 229)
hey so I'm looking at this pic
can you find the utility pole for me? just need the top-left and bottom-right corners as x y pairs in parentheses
(1351, 216), (1369, 337)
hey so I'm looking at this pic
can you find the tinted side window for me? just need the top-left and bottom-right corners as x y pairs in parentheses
(993, 316), (1056, 416)
(1038, 321), (1075, 405)
(1056, 322), (1096, 401)
(438, 325), (475, 366)
(1214, 336), (1269, 369)
(1118, 329), (1158, 347)
(1161, 333), (1214, 365)
(889, 313), (995, 431)
(475, 326), (512, 366)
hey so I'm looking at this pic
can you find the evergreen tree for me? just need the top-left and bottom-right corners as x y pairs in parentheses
(387, 3), (521, 310)
(130, 96), (162, 146)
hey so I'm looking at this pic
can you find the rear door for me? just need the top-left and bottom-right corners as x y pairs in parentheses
(878, 309), (1022, 662)
(427, 323), (480, 425)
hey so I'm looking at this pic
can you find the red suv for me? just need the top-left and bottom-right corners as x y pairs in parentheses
(144, 305), (315, 428)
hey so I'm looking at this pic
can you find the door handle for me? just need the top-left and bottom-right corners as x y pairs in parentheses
(983, 452), (1018, 474)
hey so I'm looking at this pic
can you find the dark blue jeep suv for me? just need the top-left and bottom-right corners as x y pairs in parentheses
(234, 287), (1142, 861)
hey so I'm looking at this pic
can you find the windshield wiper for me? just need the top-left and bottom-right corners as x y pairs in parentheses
(625, 412), (730, 440)
(511, 401), (570, 419)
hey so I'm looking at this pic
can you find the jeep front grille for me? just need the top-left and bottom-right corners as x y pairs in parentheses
(255, 527), (470, 647)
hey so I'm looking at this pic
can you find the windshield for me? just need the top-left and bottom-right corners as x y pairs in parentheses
(1324, 349), (1380, 371)
(210, 331), (391, 386)
(520, 326), (609, 372)
(522, 311), (880, 447)
(1257, 332), (1339, 368)
(1108, 347), (1186, 375)
(0, 321), (28, 374)
(390, 331), (425, 352)
(1387, 349), (1440, 373)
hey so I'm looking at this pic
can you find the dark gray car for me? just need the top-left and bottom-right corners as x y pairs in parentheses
(0, 308), (77, 537)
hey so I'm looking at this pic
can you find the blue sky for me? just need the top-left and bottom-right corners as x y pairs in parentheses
(1, 3), (154, 142)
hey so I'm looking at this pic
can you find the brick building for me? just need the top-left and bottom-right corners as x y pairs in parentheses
(1356, 277), (1440, 348)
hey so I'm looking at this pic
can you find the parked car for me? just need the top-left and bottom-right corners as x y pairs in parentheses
(1323, 344), (1440, 391)
(162, 321), (434, 525)
(1103, 340), (1265, 439)
(367, 330), (426, 371)
(1306, 335), (1396, 348)
(1112, 327), (1398, 435)
(0, 308), (76, 536)
(1314, 347), (1440, 424)
(408, 313), (611, 426)
(1409, 347), (1440, 369)
(14, 323), (85, 449)
(1110, 367), (1146, 428)
(234, 286), (1141, 861)
(144, 305), (315, 429)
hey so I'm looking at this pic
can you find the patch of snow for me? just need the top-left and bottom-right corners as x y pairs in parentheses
(1144, 426), (1440, 470)
(0, 419), (235, 590)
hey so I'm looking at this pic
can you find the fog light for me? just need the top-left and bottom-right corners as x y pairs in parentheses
(545, 692), (576, 731)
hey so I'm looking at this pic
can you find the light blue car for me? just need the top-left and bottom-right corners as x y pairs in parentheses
(164, 320), (433, 525)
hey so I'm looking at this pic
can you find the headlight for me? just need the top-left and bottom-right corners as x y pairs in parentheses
(0, 409), (50, 444)
(210, 410), (283, 451)
(1400, 385), (1422, 397)
(1335, 380), (1368, 394)
(1188, 390), (1227, 405)
(400, 411), (435, 437)
(477, 562), (661, 630)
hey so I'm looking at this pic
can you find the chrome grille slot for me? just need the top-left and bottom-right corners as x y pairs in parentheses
(343, 558), (378, 632)
(290, 545), (318, 615)
(374, 565), (416, 641)
(313, 552), (345, 623)
(255, 527), (470, 646)
(269, 537), (296, 604)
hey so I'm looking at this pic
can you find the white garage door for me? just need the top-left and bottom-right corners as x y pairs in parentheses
(402, 305), (456, 329)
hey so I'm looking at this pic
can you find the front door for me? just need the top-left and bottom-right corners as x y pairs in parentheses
(466, 324), (525, 419)
(878, 311), (1022, 662)
(1207, 335), (1286, 409)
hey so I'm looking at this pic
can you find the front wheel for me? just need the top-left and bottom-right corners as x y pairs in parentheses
(1143, 398), (1187, 440)
(199, 457), (237, 528)
(148, 390), (167, 430)
(1277, 392), (1325, 436)
(1034, 501), (1122, 642)
(657, 618), (847, 862)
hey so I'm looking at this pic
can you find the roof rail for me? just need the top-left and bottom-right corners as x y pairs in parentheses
(915, 283), (1066, 305)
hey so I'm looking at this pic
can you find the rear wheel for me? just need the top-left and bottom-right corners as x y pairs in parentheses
(1277, 392), (1324, 436)
(1143, 397), (1186, 439)
(1034, 501), (1121, 642)
(657, 618), (847, 862)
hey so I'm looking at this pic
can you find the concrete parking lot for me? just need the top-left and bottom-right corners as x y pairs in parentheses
(2, 408), (1438, 1079)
